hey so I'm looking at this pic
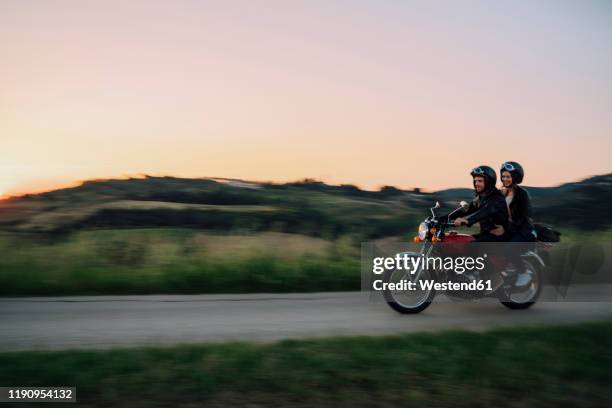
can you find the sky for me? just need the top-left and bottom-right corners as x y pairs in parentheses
(1, 0), (611, 197)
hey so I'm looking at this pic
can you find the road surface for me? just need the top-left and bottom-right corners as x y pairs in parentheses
(2, 290), (612, 351)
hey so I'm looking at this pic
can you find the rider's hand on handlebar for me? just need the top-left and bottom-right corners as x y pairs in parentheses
(453, 217), (468, 227)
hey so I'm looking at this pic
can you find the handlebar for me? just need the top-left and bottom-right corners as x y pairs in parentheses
(441, 221), (468, 228)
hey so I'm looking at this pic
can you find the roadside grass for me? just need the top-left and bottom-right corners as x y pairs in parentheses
(0, 230), (360, 295)
(1, 321), (611, 407)
(557, 228), (612, 242)
(0, 227), (609, 296)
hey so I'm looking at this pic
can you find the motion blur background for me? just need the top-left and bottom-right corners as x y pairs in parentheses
(1, 1), (612, 406)
(1, 0), (611, 295)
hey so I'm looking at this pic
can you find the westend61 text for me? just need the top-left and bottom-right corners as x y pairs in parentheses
(372, 279), (493, 292)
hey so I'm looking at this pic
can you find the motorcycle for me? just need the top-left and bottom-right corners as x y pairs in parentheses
(383, 201), (549, 314)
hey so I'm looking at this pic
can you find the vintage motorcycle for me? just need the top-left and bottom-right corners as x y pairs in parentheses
(383, 201), (549, 314)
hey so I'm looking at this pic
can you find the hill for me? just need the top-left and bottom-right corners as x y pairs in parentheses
(0, 173), (610, 236)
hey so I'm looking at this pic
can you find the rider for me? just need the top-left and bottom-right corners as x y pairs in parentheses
(499, 161), (536, 243)
(498, 161), (536, 285)
(448, 165), (510, 288)
(451, 165), (508, 242)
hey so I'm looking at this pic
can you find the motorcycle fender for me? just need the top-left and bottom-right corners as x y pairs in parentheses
(521, 250), (545, 268)
(394, 251), (423, 259)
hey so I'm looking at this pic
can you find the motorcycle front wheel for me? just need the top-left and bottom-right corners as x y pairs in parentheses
(383, 267), (436, 314)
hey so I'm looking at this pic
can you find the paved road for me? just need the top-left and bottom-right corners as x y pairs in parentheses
(2, 290), (612, 351)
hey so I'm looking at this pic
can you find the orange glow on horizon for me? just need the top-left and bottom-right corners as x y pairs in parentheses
(2, 1), (611, 198)
(2, 168), (610, 201)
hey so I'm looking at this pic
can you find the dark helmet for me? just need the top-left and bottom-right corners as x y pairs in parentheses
(470, 165), (497, 191)
(500, 161), (524, 184)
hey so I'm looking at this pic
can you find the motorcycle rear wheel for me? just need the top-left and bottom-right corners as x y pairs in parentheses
(499, 259), (542, 310)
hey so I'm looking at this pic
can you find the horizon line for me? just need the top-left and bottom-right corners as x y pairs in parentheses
(2, 171), (610, 201)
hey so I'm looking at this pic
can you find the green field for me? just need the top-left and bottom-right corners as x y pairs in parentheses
(1, 321), (611, 407)
(0, 229), (361, 295)
(0, 174), (609, 296)
(0, 226), (606, 296)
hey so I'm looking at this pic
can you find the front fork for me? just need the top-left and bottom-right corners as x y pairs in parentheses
(412, 242), (434, 282)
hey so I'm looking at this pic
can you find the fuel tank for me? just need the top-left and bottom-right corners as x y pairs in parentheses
(440, 231), (474, 255)
(443, 231), (475, 243)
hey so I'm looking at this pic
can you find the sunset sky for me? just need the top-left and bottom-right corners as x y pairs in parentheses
(1, 0), (611, 197)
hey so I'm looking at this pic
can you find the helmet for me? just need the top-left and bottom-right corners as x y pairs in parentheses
(470, 165), (497, 191)
(500, 161), (524, 184)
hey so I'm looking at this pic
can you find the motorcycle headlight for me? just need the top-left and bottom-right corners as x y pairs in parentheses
(418, 222), (428, 240)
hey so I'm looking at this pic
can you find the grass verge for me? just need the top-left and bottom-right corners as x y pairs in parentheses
(0, 230), (360, 295)
(1, 321), (611, 407)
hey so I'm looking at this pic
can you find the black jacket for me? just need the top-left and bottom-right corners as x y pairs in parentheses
(505, 185), (534, 236)
(453, 188), (509, 235)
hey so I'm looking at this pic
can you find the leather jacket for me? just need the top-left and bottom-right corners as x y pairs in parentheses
(505, 185), (534, 236)
(461, 188), (509, 235)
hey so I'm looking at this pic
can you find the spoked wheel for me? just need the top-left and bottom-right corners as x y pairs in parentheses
(383, 267), (435, 314)
(499, 259), (542, 310)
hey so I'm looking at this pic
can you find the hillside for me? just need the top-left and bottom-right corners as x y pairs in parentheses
(0, 173), (610, 235)
(0, 177), (428, 238)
